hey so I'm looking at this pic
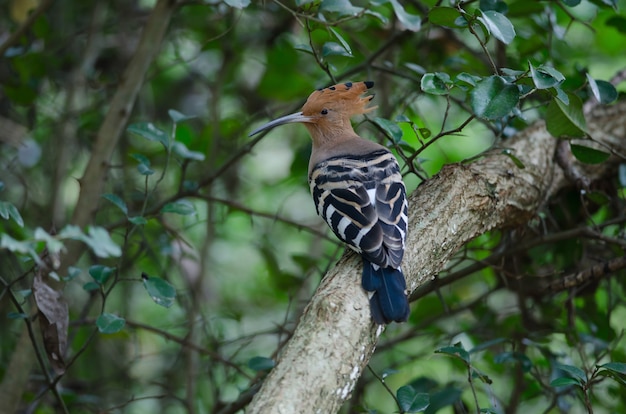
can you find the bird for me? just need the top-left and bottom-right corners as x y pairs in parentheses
(249, 81), (410, 324)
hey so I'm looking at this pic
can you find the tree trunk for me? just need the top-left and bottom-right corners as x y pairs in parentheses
(246, 101), (626, 413)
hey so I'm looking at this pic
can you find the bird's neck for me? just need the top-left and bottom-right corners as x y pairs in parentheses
(305, 120), (357, 151)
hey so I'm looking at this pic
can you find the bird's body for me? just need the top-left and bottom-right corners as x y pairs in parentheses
(250, 81), (410, 324)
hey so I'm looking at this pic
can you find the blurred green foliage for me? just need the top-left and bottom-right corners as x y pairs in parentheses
(1, 0), (626, 413)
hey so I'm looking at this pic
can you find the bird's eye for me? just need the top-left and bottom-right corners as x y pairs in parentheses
(321, 109), (328, 115)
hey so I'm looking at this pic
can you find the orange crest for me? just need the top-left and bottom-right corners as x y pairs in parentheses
(302, 81), (377, 117)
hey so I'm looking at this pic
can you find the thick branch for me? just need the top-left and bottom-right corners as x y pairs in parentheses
(246, 101), (626, 413)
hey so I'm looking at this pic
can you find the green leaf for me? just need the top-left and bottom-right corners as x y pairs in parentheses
(102, 193), (128, 215)
(480, 0), (508, 13)
(421, 72), (450, 95)
(373, 117), (403, 143)
(247, 356), (275, 372)
(435, 345), (470, 364)
(137, 163), (155, 176)
(320, 0), (363, 16)
(455, 72), (482, 87)
(89, 265), (115, 285)
(598, 362), (626, 375)
(501, 149), (525, 169)
(493, 351), (532, 372)
(478, 10), (516, 44)
(606, 15), (626, 34)
(96, 313), (126, 334)
(321, 41), (352, 57)
(128, 216), (147, 225)
(142, 273), (176, 308)
(428, 7), (463, 28)
(389, 0), (421, 31)
(7, 312), (29, 319)
(570, 143), (610, 164)
(329, 27), (352, 56)
(0, 201), (24, 227)
(168, 109), (196, 123)
(83, 282), (101, 292)
(172, 142), (206, 161)
(0, 233), (38, 258)
(224, 0), (251, 8)
(470, 76), (519, 120)
(397, 386), (430, 412)
(161, 200), (196, 216)
(545, 94), (587, 138)
(556, 363), (587, 383)
(586, 74), (618, 104)
(550, 377), (581, 387)
(293, 44), (314, 55)
(529, 62), (564, 89)
(127, 122), (169, 149)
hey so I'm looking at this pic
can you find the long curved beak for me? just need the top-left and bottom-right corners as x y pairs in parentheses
(249, 112), (315, 137)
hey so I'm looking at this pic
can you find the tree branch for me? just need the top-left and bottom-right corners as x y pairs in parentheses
(246, 101), (626, 413)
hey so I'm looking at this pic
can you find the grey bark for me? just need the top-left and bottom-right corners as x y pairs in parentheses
(247, 101), (626, 413)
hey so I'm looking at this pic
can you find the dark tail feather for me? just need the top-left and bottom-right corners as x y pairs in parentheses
(362, 258), (410, 324)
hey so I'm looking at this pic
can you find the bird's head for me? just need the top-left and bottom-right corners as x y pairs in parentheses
(249, 81), (376, 140)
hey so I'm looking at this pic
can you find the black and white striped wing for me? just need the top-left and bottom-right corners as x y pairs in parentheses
(309, 150), (407, 269)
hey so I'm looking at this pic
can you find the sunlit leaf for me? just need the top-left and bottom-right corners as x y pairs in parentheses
(586, 74), (618, 104)
(329, 27), (352, 55)
(96, 313), (126, 334)
(142, 273), (176, 308)
(320, 0), (363, 16)
(421, 72), (450, 95)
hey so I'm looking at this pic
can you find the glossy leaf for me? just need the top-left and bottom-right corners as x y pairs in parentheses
(96, 313), (126, 334)
(129, 216), (147, 225)
(373, 117), (403, 143)
(586, 74), (618, 104)
(478, 10), (516, 44)
(329, 27), (352, 56)
(529, 62), (564, 89)
(172, 142), (206, 161)
(322, 41), (352, 57)
(435, 345), (470, 364)
(319, 0), (363, 16)
(546, 94), (587, 138)
(142, 273), (176, 308)
(470, 76), (519, 120)
(598, 362), (626, 375)
(421, 72), (450, 95)
(397, 386), (430, 412)
(389, 0), (421, 31)
(556, 363), (587, 383)
(89, 265), (115, 285)
(570, 143), (610, 164)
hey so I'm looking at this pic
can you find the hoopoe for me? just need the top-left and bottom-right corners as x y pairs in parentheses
(249, 81), (410, 324)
